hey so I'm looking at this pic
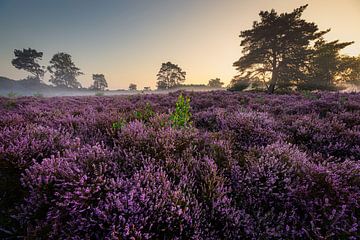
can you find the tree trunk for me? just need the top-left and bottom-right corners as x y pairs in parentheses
(268, 82), (275, 93)
(268, 66), (278, 94)
(268, 50), (278, 94)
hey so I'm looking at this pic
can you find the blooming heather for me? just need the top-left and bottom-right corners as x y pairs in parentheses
(0, 91), (359, 239)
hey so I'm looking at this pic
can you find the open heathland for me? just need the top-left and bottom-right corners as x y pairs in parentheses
(0, 91), (359, 239)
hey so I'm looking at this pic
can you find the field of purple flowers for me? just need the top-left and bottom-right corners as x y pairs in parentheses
(0, 91), (359, 239)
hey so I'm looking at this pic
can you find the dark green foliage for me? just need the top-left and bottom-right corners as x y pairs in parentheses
(47, 52), (83, 88)
(338, 55), (360, 86)
(112, 118), (126, 130)
(133, 102), (155, 123)
(90, 74), (108, 91)
(228, 78), (251, 91)
(208, 78), (224, 88)
(232, 5), (356, 93)
(299, 39), (353, 90)
(129, 83), (137, 91)
(11, 48), (45, 80)
(157, 62), (186, 89)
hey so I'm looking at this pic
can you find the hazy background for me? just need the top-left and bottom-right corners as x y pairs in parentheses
(1, 0), (359, 90)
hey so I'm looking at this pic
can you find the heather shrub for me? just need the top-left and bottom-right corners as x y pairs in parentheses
(0, 125), (78, 169)
(219, 110), (281, 155)
(231, 142), (359, 239)
(17, 142), (241, 238)
(298, 160), (360, 239)
(148, 113), (171, 129)
(0, 126), (80, 237)
(0, 91), (359, 238)
(282, 114), (360, 160)
(193, 108), (226, 131)
(133, 102), (155, 123)
(231, 142), (311, 238)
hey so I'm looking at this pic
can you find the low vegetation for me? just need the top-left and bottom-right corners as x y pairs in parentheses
(0, 91), (359, 239)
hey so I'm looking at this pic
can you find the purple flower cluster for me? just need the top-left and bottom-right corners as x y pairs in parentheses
(0, 91), (359, 239)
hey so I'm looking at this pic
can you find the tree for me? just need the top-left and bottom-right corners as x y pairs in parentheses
(91, 74), (108, 91)
(156, 62), (186, 89)
(129, 83), (137, 91)
(338, 55), (360, 86)
(47, 53), (83, 88)
(299, 39), (353, 90)
(233, 5), (326, 93)
(11, 48), (45, 81)
(208, 78), (224, 88)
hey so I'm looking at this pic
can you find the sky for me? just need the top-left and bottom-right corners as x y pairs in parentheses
(0, 0), (359, 90)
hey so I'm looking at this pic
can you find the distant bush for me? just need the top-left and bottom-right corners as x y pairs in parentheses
(297, 82), (345, 91)
(227, 79), (250, 91)
(7, 91), (18, 98)
(33, 92), (44, 98)
(95, 92), (104, 96)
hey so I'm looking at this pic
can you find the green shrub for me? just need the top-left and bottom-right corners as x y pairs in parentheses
(133, 102), (155, 122)
(112, 118), (126, 130)
(170, 94), (192, 128)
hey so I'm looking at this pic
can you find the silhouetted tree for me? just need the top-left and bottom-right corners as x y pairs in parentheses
(47, 53), (83, 88)
(143, 86), (151, 91)
(233, 5), (326, 93)
(156, 62), (186, 89)
(91, 74), (108, 91)
(299, 39), (353, 90)
(11, 48), (45, 81)
(338, 55), (360, 86)
(129, 83), (137, 91)
(208, 78), (224, 88)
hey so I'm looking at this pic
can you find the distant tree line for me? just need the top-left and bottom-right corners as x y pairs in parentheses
(11, 49), (108, 91)
(11, 5), (359, 93)
(231, 4), (360, 93)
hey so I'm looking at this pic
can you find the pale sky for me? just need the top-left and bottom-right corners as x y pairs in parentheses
(0, 0), (359, 89)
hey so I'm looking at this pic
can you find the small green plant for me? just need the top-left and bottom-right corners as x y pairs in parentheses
(7, 91), (17, 98)
(170, 93), (192, 128)
(112, 118), (126, 130)
(95, 92), (104, 96)
(133, 102), (155, 122)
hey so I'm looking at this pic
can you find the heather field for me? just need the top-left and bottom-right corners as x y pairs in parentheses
(0, 91), (359, 239)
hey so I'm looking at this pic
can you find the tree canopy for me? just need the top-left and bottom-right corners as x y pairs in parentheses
(298, 39), (353, 90)
(208, 78), (224, 88)
(338, 55), (360, 86)
(129, 83), (137, 91)
(156, 62), (186, 89)
(233, 5), (330, 93)
(11, 48), (45, 80)
(47, 53), (83, 88)
(91, 74), (108, 91)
